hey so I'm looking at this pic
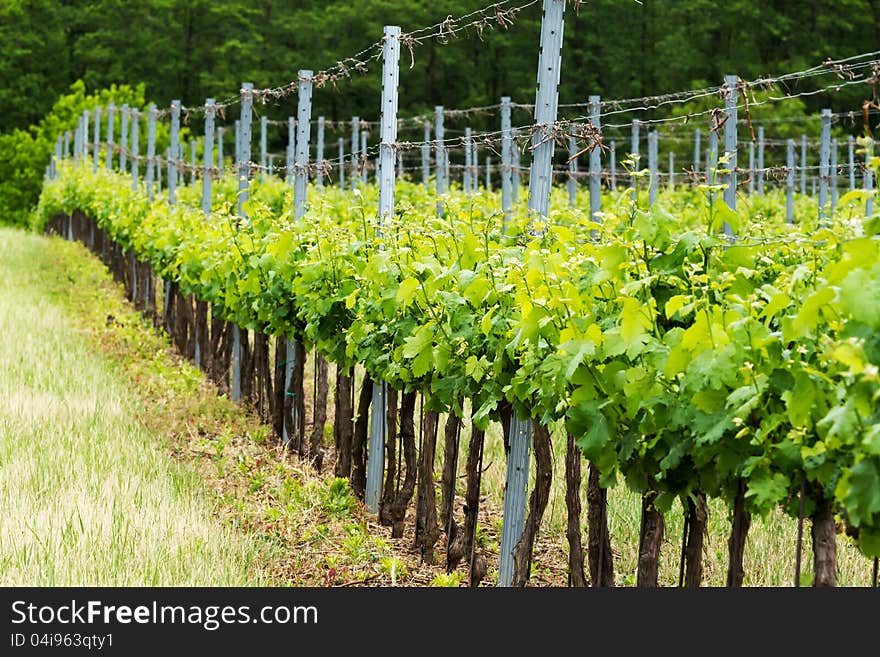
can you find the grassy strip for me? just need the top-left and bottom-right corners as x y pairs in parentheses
(0, 228), (416, 586)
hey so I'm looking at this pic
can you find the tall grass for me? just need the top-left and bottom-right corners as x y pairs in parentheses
(0, 228), (262, 586)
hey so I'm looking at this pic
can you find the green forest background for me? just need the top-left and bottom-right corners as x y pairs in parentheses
(2, 0), (879, 225)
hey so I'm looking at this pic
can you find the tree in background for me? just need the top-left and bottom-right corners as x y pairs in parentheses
(0, 81), (145, 227)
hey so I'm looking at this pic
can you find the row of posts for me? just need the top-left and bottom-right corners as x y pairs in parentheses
(54, 106), (874, 228)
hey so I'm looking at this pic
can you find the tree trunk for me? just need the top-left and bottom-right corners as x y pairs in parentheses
(240, 329), (254, 405)
(587, 464), (614, 587)
(194, 300), (209, 372)
(308, 354), (329, 470)
(272, 336), (287, 439)
(440, 406), (462, 530)
(726, 483), (751, 588)
(163, 280), (176, 337)
(512, 420), (552, 587)
(637, 490), (664, 587)
(174, 291), (193, 359)
(388, 391), (417, 538)
(350, 374), (373, 499)
(565, 431), (588, 587)
(334, 367), (354, 479)
(283, 339), (306, 452)
(292, 340), (307, 457)
(812, 494), (837, 587)
(143, 262), (156, 325)
(209, 312), (227, 387)
(684, 491), (708, 588)
(463, 418), (485, 587)
(415, 410), (441, 563)
(440, 400), (464, 573)
(252, 333), (269, 421)
(379, 388), (399, 527)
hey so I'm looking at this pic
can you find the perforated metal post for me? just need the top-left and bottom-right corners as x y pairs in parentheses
(630, 119), (640, 201)
(280, 73), (315, 445)
(63, 131), (70, 161)
(73, 118), (81, 167)
(294, 71), (313, 221)
(786, 139), (795, 224)
(317, 116), (325, 188)
(360, 130), (368, 186)
(168, 100), (180, 204)
(748, 142), (755, 195)
(648, 130), (658, 206)
(351, 117), (360, 191)
(501, 97), (513, 222)
(694, 129), (701, 175)
(120, 105), (129, 173)
(866, 140), (874, 217)
(195, 100), (215, 372)
(93, 107), (101, 173)
(589, 95), (601, 221)
(722, 74), (737, 236)
(237, 84), (253, 216)
(512, 129), (521, 204)
(146, 105), (157, 199)
(464, 126), (473, 194)
(800, 134), (807, 196)
(668, 151), (675, 188)
(106, 104), (115, 170)
(819, 109), (831, 224)
(338, 138), (345, 188)
(130, 110), (140, 190)
(82, 110), (90, 164)
(260, 116), (268, 183)
(287, 117), (295, 186)
(190, 141), (197, 185)
(757, 126), (765, 195)
(610, 140), (616, 190)
(486, 156), (491, 189)
(500, 0), (565, 589)
(848, 135), (856, 192)
(365, 26), (401, 514)
(567, 135), (577, 207)
(202, 99), (215, 216)
(472, 142), (479, 194)
(831, 138), (838, 216)
(217, 126), (224, 172)
(232, 84), (253, 404)
(435, 106), (446, 216)
(422, 121), (431, 188)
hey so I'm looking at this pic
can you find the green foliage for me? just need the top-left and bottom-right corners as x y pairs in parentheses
(0, 81), (145, 227)
(35, 165), (880, 559)
(1, 1), (874, 134)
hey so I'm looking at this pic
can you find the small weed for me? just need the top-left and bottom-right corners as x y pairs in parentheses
(324, 477), (354, 518)
(378, 556), (409, 585)
(430, 572), (464, 587)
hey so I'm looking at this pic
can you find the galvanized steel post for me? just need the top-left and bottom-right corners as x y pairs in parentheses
(500, 0), (565, 588)
(501, 97), (513, 222)
(365, 26), (401, 514)
(819, 109), (831, 224)
(722, 74), (737, 236)
(168, 100), (181, 205)
(588, 95), (601, 220)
